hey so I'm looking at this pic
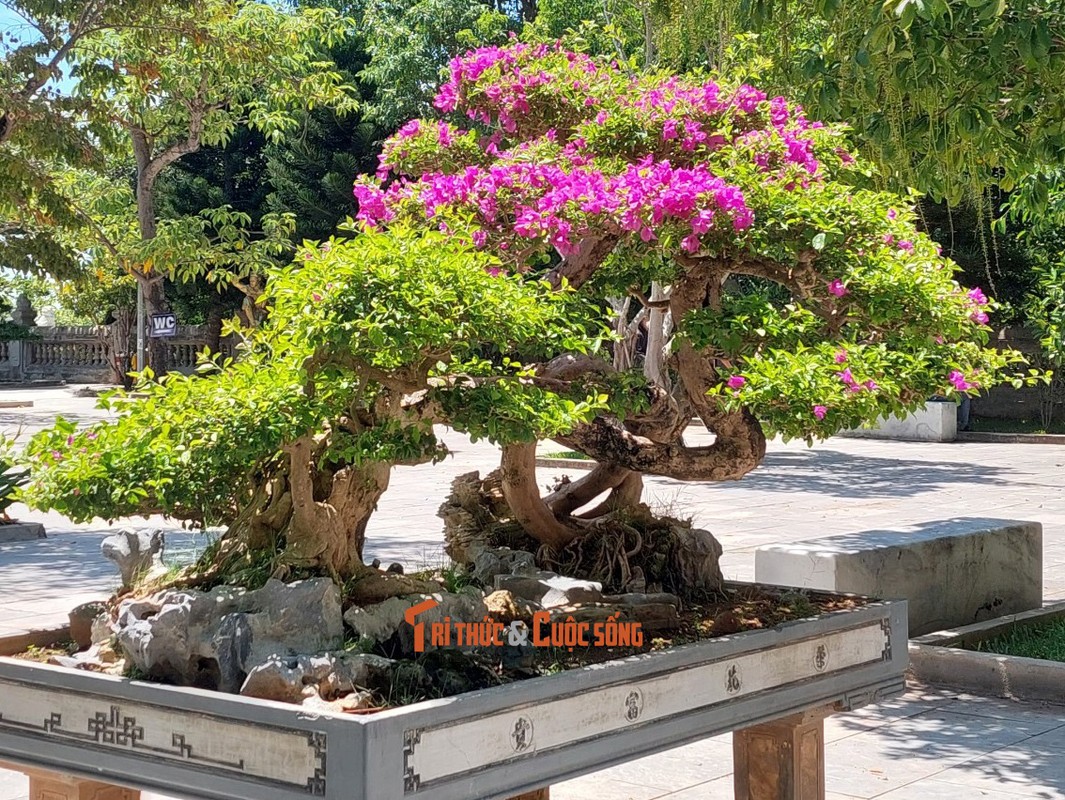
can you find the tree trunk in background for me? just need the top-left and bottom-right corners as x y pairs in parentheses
(107, 307), (134, 388)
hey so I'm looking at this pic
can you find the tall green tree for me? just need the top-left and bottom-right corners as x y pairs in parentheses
(655, 0), (1065, 207)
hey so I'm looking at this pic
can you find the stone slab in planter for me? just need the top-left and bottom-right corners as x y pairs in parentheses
(755, 517), (1042, 637)
(837, 401), (957, 442)
(0, 593), (907, 800)
(0, 522), (46, 544)
(909, 600), (1065, 703)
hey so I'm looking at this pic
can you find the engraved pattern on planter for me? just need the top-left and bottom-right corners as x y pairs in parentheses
(510, 716), (534, 752)
(403, 729), (422, 793)
(814, 643), (828, 672)
(726, 665), (741, 694)
(0, 681), (325, 793)
(624, 689), (643, 722)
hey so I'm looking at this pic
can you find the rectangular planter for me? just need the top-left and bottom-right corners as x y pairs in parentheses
(0, 594), (908, 800)
(909, 600), (1065, 702)
(838, 401), (957, 442)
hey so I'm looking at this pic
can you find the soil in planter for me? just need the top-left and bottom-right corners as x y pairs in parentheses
(9, 641), (78, 663)
(364, 585), (864, 710)
(963, 618), (1065, 662)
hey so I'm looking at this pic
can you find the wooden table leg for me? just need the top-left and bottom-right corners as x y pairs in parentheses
(733, 707), (832, 800)
(23, 768), (140, 800)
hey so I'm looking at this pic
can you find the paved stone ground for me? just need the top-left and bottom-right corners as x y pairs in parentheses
(2, 387), (1065, 798)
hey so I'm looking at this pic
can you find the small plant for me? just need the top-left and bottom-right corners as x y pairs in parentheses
(0, 435), (28, 522)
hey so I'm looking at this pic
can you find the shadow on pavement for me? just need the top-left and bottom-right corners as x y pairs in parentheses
(730, 448), (1016, 499)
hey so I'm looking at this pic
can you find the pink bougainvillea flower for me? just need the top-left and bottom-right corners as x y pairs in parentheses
(472, 230), (488, 248)
(968, 287), (988, 306)
(883, 233), (894, 245)
(86, 432), (97, 440)
(312, 292), (322, 303)
(66, 435), (75, 445)
(834, 350), (848, 364)
(486, 266), (505, 277)
(50, 450), (62, 460)
(935, 335), (945, 345)
(898, 240), (914, 252)
(813, 405), (827, 420)
(864, 380), (878, 391)
(836, 368), (855, 386)
(971, 310), (990, 325)
(887, 208), (897, 220)
(949, 370), (976, 392)
(828, 279), (849, 298)
(726, 375), (746, 389)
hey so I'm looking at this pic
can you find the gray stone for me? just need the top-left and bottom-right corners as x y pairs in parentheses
(101, 528), (165, 588)
(386, 562), (404, 574)
(239, 650), (396, 703)
(114, 578), (344, 692)
(0, 521), (46, 544)
(342, 588), (488, 656)
(494, 571), (603, 609)
(668, 527), (723, 594)
(755, 517), (1042, 636)
(471, 547), (538, 585)
(90, 612), (112, 645)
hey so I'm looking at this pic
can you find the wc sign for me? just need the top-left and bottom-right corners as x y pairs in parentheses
(149, 313), (178, 338)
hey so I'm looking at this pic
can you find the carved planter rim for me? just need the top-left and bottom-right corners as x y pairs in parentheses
(0, 588), (909, 800)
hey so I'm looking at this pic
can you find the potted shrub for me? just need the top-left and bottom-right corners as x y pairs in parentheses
(2, 41), (1029, 800)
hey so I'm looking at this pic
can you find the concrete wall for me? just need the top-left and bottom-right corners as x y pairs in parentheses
(755, 518), (1043, 637)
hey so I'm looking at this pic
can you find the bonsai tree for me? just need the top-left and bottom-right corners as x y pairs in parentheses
(354, 40), (1025, 552)
(21, 42), (1025, 599)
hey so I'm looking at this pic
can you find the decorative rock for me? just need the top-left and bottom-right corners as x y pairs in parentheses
(114, 578), (344, 693)
(48, 640), (122, 672)
(101, 528), (166, 588)
(495, 571), (603, 609)
(69, 601), (108, 650)
(471, 547), (538, 585)
(343, 588), (488, 656)
(90, 612), (112, 645)
(669, 527), (724, 594)
(301, 689), (376, 713)
(239, 651), (395, 703)
(484, 590), (541, 624)
(386, 562), (404, 574)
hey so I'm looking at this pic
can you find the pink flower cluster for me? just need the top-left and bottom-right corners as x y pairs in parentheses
(355, 154), (754, 256)
(836, 368), (877, 393)
(967, 286), (990, 325)
(434, 41), (600, 134)
(949, 370), (978, 392)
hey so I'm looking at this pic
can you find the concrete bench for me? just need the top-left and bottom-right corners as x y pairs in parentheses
(838, 401), (957, 442)
(754, 517), (1042, 636)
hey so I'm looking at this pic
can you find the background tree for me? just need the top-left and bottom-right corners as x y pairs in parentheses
(50, 0), (358, 372)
